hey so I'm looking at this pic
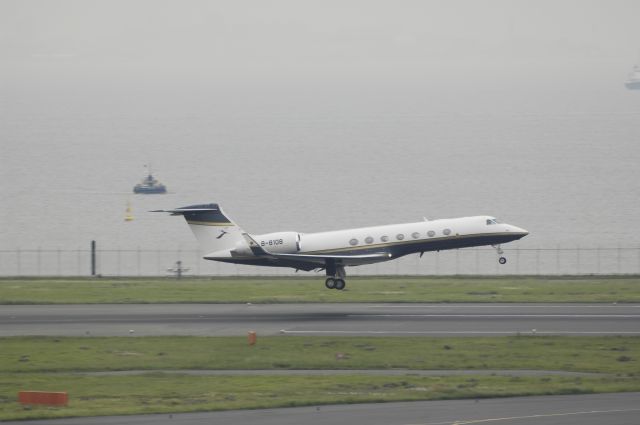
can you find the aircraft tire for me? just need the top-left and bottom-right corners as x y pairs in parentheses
(499, 257), (507, 265)
(334, 279), (346, 290)
(325, 277), (336, 289)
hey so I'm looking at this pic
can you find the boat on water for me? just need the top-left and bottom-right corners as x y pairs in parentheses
(133, 169), (167, 194)
(625, 64), (640, 90)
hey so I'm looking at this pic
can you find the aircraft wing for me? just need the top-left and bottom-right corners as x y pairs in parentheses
(261, 251), (392, 266)
(241, 233), (391, 266)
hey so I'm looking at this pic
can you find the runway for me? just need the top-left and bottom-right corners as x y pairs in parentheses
(2, 303), (639, 337)
(4, 393), (639, 425)
(3, 304), (638, 424)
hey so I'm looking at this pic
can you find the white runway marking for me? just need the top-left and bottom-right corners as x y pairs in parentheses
(369, 304), (640, 308)
(281, 330), (640, 335)
(350, 314), (640, 318)
(404, 408), (640, 424)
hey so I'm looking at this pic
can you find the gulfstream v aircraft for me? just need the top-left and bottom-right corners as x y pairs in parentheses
(156, 203), (528, 290)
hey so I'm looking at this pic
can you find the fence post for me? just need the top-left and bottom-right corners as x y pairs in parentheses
(57, 248), (61, 276)
(597, 246), (601, 275)
(91, 240), (96, 276)
(515, 248), (520, 274)
(136, 247), (141, 276)
(16, 248), (21, 276)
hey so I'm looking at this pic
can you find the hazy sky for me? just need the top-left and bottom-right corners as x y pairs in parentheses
(3, 0), (640, 87)
(3, 1), (640, 262)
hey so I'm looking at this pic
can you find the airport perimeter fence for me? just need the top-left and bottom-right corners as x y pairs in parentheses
(1, 246), (640, 277)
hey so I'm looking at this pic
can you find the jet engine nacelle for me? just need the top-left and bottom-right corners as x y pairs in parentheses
(254, 231), (300, 253)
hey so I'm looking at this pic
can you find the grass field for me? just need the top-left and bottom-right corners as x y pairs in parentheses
(3, 373), (638, 421)
(1, 335), (638, 420)
(2, 335), (639, 374)
(1, 275), (640, 304)
(2, 276), (639, 420)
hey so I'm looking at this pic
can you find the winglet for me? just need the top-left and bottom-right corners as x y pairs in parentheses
(242, 233), (271, 256)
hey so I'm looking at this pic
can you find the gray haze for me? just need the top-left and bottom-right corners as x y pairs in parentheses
(3, 0), (640, 85)
(2, 1), (640, 274)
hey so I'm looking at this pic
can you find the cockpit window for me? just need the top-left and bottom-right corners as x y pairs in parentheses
(486, 218), (501, 225)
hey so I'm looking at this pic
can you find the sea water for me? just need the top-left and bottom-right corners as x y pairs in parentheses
(2, 79), (640, 275)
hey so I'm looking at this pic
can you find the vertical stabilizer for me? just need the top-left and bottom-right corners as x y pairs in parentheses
(156, 203), (246, 255)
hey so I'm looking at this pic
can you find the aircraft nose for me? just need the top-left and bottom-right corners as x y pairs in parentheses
(511, 225), (529, 237)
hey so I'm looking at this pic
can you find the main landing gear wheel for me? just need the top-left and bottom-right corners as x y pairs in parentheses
(325, 277), (336, 289)
(324, 260), (347, 290)
(499, 257), (507, 265)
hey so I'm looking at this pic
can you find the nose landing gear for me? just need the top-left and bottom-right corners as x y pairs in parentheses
(493, 245), (507, 265)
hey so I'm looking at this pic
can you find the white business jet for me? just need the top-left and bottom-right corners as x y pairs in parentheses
(156, 203), (528, 290)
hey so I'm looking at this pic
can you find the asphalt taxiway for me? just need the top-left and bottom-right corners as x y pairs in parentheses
(1, 303), (639, 337)
(4, 393), (639, 425)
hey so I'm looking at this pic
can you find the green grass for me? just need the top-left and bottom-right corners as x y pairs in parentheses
(2, 275), (640, 304)
(1, 335), (638, 420)
(2, 373), (639, 421)
(2, 335), (639, 374)
(2, 275), (639, 420)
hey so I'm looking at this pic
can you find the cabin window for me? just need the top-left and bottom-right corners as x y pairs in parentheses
(396, 233), (405, 240)
(427, 230), (435, 237)
(443, 228), (451, 236)
(381, 235), (389, 242)
(349, 238), (358, 246)
(365, 236), (374, 244)
(412, 232), (420, 239)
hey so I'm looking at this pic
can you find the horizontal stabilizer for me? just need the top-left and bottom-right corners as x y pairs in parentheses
(151, 204), (220, 216)
(152, 203), (234, 226)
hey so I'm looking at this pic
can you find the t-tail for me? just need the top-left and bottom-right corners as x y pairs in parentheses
(153, 204), (246, 257)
